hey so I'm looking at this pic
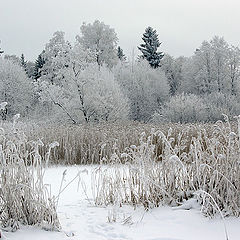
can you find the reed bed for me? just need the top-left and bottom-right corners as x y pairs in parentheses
(0, 119), (60, 232)
(2, 119), (240, 218)
(15, 121), (225, 165)
(89, 118), (240, 218)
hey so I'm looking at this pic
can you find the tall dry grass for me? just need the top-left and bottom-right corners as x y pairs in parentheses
(89, 117), (240, 218)
(17, 121), (221, 165)
(4, 119), (240, 218)
(0, 118), (60, 232)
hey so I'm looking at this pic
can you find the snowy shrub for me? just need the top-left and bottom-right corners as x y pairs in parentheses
(203, 92), (240, 122)
(153, 92), (240, 123)
(153, 93), (208, 123)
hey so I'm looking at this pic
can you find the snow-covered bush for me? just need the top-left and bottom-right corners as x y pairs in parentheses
(204, 92), (240, 122)
(153, 93), (208, 123)
(153, 92), (240, 123)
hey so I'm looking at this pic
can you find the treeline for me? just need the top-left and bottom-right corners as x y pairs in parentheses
(0, 20), (240, 123)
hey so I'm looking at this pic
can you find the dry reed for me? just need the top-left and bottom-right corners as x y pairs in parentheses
(0, 119), (60, 232)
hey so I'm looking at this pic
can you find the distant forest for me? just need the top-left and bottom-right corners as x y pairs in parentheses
(1, 20), (240, 124)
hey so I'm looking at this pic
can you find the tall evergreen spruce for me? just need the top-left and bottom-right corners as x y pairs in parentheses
(34, 52), (45, 80)
(117, 46), (126, 62)
(0, 40), (3, 55)
(138, 27), (164, 68)
(20, 54), (27, 71)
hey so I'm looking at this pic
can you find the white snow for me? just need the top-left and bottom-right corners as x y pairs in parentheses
(3, 166), (240, 240)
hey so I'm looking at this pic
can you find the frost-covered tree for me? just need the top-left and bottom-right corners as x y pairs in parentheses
(138, 27), (164, 68)
(3, 53), (35, 79)
(210, 36), (229, 92)
(152, 93), (208, 123)
(24, 61), (35, 79)
(180, 36), (233, 95)
(115, 60), (169, 121)
(160, 54), (186, 95)
(227, 46), (240, 95)
(39, 42), (129, 123)
(0, 59), (34, 119)
(76, 20), (118, 69)
(182, 41), (216, 94)
(41, 31), (71, 84)
(4, 54), (20, 65)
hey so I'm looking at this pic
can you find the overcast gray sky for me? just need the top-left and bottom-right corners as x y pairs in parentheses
(0, 0), (239, 61)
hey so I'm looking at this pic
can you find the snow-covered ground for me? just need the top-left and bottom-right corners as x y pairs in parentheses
(4, 166), (240, 240)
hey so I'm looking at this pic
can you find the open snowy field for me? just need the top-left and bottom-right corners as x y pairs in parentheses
(3, 166), (240, 240)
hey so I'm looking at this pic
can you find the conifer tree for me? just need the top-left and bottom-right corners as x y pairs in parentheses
(33, 52), (46, 80)
(0, 40), (3, 55)
(138, 27), (164, 68)
(20, 54), (27, 73)
(117, 46), (126, 62)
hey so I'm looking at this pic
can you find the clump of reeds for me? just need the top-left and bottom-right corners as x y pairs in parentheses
(0, 112), (60, 232)
(90, 116), (240, 218)
(20, 121), (213, 165)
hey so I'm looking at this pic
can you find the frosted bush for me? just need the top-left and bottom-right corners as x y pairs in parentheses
(204, 92), (240, 122)
(153, 93), (208, 123)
